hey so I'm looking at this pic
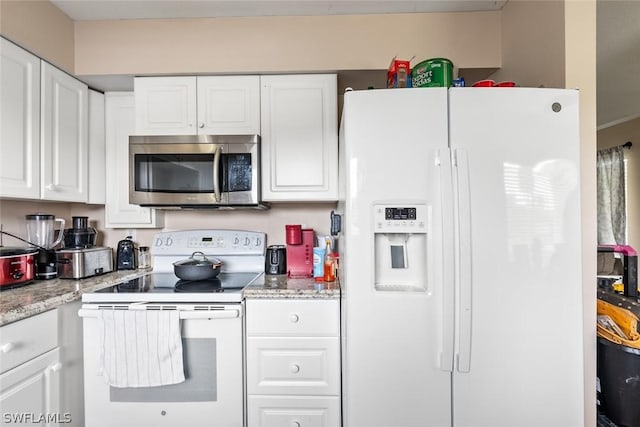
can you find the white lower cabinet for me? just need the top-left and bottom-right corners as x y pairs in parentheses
(246, 299), (340, 427)
(0, 310), (62, 425)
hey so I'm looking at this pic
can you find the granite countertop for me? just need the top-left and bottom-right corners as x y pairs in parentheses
(0, 269), (151, 326)
(244, 275), (340, 299)
(1, 271), (340, 326)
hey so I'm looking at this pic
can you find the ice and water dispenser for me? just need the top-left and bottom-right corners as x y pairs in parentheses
(373, 204), (428, 292)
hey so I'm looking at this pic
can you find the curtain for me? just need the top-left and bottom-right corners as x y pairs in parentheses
(597, 146), (626, 244)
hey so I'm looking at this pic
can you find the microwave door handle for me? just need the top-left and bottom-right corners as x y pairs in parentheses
(213, 145), (222, 202)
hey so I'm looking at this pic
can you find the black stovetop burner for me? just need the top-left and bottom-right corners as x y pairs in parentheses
(174, 278), (241, 293)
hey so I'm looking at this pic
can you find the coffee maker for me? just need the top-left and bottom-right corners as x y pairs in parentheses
(25, 214), (65, 280)
(285, 225), (315, 277)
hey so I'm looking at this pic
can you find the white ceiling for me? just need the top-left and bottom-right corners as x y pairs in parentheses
(50, 0), (640, 128)
(50, 0), (507, 20)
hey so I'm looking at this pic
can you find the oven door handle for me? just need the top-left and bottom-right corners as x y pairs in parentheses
(213, 145), (222, 202)
(78, 308), (240, 320)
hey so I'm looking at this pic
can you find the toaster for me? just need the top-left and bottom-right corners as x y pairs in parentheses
(116, 237), (137, 270)
(56, 246), (114, 279)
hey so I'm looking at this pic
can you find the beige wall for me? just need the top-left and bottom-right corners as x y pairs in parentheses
(0, 0), (74, 73)
(73, 12), (501, 76)
(490, 0), (565, 88)
(565, 1), (597, 426)
(597, 117), (640, 249)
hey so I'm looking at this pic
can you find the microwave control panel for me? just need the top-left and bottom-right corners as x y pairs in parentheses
(373, 204), (428, 233)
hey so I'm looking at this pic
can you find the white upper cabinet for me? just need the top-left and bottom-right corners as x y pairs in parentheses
(134, 76), (260, 135)
(41, 61), (89, 202)
(134, 76), (196, 135)
(260, 74), (338, 202)
(88, 89), (106, 204)
(105, 92), (163, 228)
(0, 38), (41, 199)
(197, 75), (260, 134)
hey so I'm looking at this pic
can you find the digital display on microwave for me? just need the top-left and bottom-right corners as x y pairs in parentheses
(134, 153), (253, 194)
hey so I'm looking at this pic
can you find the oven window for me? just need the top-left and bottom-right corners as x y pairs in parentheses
(109, 338), (217, 402)
(222, 153), (252, 193)
(135, 154), (215, 193)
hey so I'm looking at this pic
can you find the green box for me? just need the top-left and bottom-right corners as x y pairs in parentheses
(412, 58), (454, 88)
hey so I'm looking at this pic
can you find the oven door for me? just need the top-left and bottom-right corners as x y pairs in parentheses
(79, 303), (244, 427)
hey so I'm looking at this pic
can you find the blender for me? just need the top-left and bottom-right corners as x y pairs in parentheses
(25, 214), (65, 279)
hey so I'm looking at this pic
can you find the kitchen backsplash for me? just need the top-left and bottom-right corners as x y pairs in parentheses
(0, 200), (337, 250)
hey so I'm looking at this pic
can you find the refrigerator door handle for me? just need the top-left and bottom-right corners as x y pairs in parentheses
(439, 148), (455, 372)
(454, 148), (473, 373)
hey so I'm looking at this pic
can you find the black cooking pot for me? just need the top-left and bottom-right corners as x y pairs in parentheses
(173, 251), (223, 281)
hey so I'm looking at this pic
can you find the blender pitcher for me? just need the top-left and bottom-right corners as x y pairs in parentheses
(25, 214), (65, 280)
(25, 214), (66, 249)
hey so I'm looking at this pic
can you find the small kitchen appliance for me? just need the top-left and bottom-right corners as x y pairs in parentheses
(0, 247), (38, 288)
(116, 237), (136, 270)
(285, 226), (314, 277)
(63, 216), (97, 248)
(265, 245), (287, 275)
(79, 229), (265, 427)
(56, 246), (114, 279)
(25, 213), (65, 280)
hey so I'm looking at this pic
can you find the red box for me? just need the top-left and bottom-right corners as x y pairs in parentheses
(387, 58), (411, 88)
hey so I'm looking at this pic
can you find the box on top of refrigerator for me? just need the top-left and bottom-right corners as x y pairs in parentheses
(387, 58), (412, 88)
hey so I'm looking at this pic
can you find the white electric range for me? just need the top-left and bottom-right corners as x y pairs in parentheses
(79, 229), (265, 427)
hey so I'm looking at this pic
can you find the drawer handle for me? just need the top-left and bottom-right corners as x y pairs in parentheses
(1, 342), (15, 353)
(290, 363), (301, 374)
(291, 421), (301, 427)
(289, 313), (300, 323)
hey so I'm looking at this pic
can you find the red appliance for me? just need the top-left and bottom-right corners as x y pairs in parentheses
(0, 248), (37, 288)
(286, 227), (314, 277)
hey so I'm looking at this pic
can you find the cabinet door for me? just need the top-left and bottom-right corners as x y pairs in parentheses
(88, 89), (105, 204)
(0, 348), (61, 425)
(197, 75), (260, 134)
(134, 76), (196, 135)
(260, 74), (338, 202)
(105, 92), (163, 228)
(41, 61), (89, 202)
(0, 38), (41, 199)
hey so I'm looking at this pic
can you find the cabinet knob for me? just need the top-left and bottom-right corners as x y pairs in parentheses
(46, 184), (59, 191)
(291, 421), (300, 427)
(0, 342), (15, 353)
(49, 362), (62, 372)
(290, 363), (301, 374)
(289, 313), (299, 323)
(199, 123), (205, 129)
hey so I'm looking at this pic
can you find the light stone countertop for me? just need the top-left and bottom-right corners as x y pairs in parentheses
(0, 269), (151, 326)
(244, 275), (340, 299)
(1, 271), (340, 326)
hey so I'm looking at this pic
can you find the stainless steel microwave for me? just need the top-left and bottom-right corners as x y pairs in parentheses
(129, 134), (265, 209)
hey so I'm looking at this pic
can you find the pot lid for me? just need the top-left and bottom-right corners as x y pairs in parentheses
(173, 251), (223, 267)
(0, 247), (39, 257)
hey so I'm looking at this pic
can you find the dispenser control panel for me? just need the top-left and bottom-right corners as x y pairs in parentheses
(374, 204), (428, 233)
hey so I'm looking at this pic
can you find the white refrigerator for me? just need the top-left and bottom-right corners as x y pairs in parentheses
(338, 88), (584, 427)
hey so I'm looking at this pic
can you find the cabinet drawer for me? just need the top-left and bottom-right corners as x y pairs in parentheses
(246, 300), (338, 337)
(247, 395), (340, 427)
(247, 337), (339, 396)
(0, 310), (58, 374)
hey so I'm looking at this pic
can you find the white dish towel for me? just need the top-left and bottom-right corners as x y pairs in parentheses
(98, 309), (185, 388)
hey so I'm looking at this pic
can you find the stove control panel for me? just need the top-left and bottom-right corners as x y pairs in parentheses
(151, 230), (266, 256)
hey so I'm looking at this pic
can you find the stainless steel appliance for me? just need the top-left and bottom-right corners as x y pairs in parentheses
(25, 213), (65, 279)
(79, 229), (265, 427)
(56, 246), (113, 279)
(129, 134), (265, 208)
